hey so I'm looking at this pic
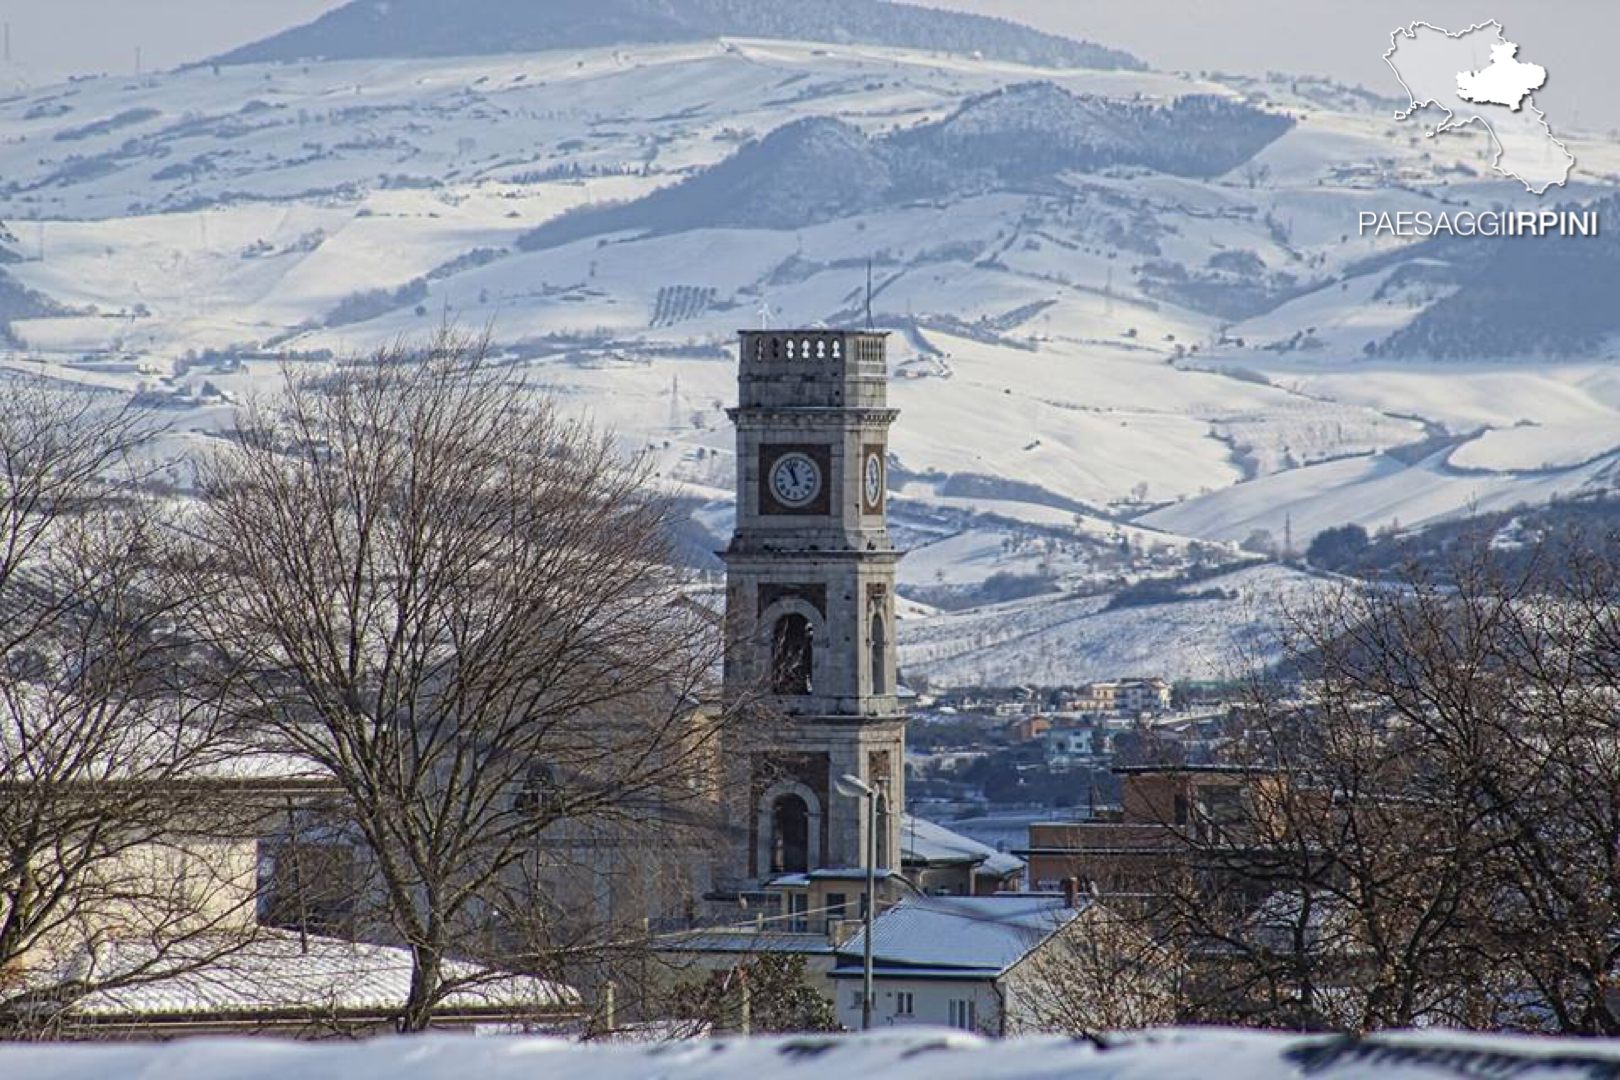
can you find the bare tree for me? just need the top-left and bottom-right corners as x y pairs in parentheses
(0, 376), (255, 1035)
(1151, 530), (1620, 1035)
(1010, 903), (1182, 1039)
(1451, 539), (1620, 1034)
(183, 331), (745, 1031)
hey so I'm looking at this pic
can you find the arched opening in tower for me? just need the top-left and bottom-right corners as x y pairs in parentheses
(870, 613), (887, 696)
(770, 793), (811, 874)
(771, 613), (814, 695)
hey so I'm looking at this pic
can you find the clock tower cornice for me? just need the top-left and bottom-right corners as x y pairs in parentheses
(727, 406), (899, 425)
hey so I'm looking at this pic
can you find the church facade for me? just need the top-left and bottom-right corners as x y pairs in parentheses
(717, 329), (906, 892)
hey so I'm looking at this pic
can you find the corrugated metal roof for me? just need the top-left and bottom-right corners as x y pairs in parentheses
(48, 930), (577, 1019)
(834, 895), (1082, 976)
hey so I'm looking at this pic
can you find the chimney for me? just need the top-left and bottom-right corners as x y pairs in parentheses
(1062, 877), (1080, 908)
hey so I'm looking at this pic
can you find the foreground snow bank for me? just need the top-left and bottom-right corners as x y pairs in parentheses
(9, 1027), (1620, 1080)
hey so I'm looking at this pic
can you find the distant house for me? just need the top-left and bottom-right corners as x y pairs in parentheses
(1043, 723), (1105, 764)
(827, 892), (1163, 1034)
(1067, 678), (1172, 716)
(901, 813), (1024, 895)
(1019, 764), (1270, 894)
(1004, 715), (1052, 743)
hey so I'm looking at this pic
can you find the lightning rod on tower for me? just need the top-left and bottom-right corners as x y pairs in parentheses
(865, 259), (874, 330)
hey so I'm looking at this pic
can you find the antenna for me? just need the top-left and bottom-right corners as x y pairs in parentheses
(3, 23), (11, 65)
(865, 259), (874, 330)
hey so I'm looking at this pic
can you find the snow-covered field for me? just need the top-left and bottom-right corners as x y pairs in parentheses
(899, 564), (1322, 687)
(2, 32), (1616, 684)
(10, 1027), (1620, 1080)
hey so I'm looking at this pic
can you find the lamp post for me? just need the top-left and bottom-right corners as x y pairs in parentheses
(836, 772), (878, 1031)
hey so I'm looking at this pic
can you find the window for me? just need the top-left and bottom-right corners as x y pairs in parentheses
(770, 794), (810, 873)
(787, 891), (809, 932)
(826, 892), (847, 920)
(772, 614), (814, 695)
(851, 990), (867, 1009)
(512, 763), (561, 816)
(262, 842), (356, 935)
(948, 998), (978, 1031)
(895, 991), (914, 1017)
(869, 613), (887, 695)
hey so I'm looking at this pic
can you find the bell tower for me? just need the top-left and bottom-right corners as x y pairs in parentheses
(722, 329), (904, 886)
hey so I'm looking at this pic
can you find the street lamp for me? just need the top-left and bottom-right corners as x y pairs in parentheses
(835, 772), (878, 1031)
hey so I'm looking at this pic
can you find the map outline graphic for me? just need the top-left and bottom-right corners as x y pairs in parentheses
(1383, 18), (1574, 195)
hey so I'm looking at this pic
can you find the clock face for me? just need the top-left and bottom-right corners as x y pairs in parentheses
(864, 453), (883, 508)
(770, 452), (822, 508)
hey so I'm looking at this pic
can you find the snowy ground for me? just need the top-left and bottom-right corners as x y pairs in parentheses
(10, 1027), (1620, 1080)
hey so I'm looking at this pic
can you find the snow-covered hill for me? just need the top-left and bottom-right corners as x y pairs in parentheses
(898, 563), (1321, 688)
(211, 0), (1143, 73)
(1, 17), (1618, 682)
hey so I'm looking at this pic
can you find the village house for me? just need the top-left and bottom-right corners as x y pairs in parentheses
(1, 749), (585, 1036)
(1018, 764), (1272, 895)
(826, 890), (1165, 1034)
(1065, 678), (1173, 717)
(1004, 715), (1052, 744)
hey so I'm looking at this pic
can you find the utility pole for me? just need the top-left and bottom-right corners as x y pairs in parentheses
(863, 787), (876, 1030)
(836, 773), (880, 1031)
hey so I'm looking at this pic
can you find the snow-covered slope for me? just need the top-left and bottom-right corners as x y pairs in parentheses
(1, 25), (1617, 677)
(898, 563), (1321, 687)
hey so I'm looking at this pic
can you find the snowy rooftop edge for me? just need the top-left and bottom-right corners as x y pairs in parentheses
(10, 1027), (1620, 1080)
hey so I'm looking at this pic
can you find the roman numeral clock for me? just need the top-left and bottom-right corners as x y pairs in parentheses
(719, 329), (905, 888)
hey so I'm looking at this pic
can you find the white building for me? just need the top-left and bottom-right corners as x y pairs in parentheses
(1068, 678), (1173, 716)
(828, 895), (1085, 1034)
